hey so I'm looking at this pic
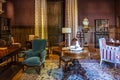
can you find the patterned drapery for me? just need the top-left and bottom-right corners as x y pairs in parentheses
(35, 0), (48, 39)
(65, 0), (78, 39)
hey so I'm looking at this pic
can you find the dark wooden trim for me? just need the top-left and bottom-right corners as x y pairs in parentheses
(11, 26), (34, 28)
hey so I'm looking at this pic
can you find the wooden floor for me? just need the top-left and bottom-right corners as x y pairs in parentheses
(0, 47), (100, 80)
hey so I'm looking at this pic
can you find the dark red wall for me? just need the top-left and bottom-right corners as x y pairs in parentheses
(6, 0), (35, 27)
(78, 0), (115, 27)
(5, 0), (116, 28)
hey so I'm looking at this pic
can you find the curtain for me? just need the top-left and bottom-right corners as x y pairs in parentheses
(65, 0), (78, 39)
(35, 0), (48, 39)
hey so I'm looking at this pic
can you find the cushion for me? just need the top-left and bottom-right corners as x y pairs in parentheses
(24, 49), (44, 58)
(61, 56), (71, 62)
(22, 57), (41, 66)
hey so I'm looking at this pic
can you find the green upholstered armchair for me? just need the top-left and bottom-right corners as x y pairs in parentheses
(22, 39), (47, 74)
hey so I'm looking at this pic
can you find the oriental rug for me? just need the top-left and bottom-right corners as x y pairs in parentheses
(20, 59), (120, 80)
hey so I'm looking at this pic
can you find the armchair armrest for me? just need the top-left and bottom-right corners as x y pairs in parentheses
(24, 49), (44, 59)
(39, 50), (46, 63)
(100, 45), (118, 59)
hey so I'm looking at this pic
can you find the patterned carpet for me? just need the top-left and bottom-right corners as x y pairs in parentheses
(79, 59), (120, 80)
(20, 59), (120, 80)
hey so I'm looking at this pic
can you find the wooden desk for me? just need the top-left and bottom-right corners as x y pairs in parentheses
(0, 45), (21, 74)
(0, 45), (21, 63)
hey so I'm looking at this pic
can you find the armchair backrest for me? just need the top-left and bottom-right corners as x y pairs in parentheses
(32, 39), (47, 51)
(99, 38), (106, 48)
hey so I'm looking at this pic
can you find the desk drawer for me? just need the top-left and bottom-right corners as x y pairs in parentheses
(0, 48), (7, 58)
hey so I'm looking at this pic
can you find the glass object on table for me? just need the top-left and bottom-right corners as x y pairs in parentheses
(70, 38), (83, 51)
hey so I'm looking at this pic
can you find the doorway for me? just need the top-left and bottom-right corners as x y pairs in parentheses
(47, 1), (64, 46)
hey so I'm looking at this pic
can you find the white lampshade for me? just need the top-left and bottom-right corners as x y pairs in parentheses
(29, 35), (35, 41)
(62, 28), (71, 33)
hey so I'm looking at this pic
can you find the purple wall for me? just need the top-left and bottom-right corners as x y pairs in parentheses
(5, 0), (116, 28)
(6, 0), (35, 27)
(78, 0), (115, 28)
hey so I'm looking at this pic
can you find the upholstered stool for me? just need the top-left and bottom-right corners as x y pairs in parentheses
(60, 56), (72, 72)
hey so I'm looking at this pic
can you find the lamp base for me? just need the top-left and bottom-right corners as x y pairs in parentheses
(83, 28), (89, 33)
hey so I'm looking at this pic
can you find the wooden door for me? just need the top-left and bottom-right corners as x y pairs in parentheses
(47, 1), (63, 46)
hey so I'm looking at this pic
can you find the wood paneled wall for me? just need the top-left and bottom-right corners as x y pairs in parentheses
(5, 0), (35, 47)
(11, 27), (34, 47)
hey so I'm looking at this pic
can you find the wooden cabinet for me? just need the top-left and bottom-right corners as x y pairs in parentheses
(0, 17), (10, 45)
(94, 19), (109, 48)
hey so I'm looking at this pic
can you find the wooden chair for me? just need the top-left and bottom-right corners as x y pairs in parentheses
(10, 37), (21, 47)
(0, 39), (6, 47)
(99, 38), (120, 68)
(59, 42), (72, 71)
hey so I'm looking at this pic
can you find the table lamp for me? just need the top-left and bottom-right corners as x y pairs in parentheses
(82, 17), (89, 28)
(82, 17), (89, 32)
(62, 27), (71, 47)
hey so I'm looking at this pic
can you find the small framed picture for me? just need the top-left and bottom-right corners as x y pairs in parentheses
(95, 19), (109, 32)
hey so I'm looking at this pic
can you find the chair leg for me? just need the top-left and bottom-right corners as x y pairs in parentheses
(23, 65), (25, 72)
(115, 63), (117, 69)
(43, 63), (45, 68)
(38, 66), (41, 74)
(63, 62), (68, 72)
(89, 52), (91, 59)
(59, 57), (61, 68)
(100, 60), (102, 66)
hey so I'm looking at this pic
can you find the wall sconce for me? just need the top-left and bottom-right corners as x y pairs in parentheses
(62, 27), (71, 47)
(82, 17), (89, 32)
(0, 0), (6, 14)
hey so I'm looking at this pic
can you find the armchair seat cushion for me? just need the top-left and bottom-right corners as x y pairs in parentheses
(24, 49), (43, 59)
(22, 57), (41, 66)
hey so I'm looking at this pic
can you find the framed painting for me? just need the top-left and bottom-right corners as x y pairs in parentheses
(95, 19), (109, 32)
(94, 19), (109, 48)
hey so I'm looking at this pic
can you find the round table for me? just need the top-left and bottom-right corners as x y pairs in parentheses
(63, 49), (89, 59)
(61, 49), (89, 79)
